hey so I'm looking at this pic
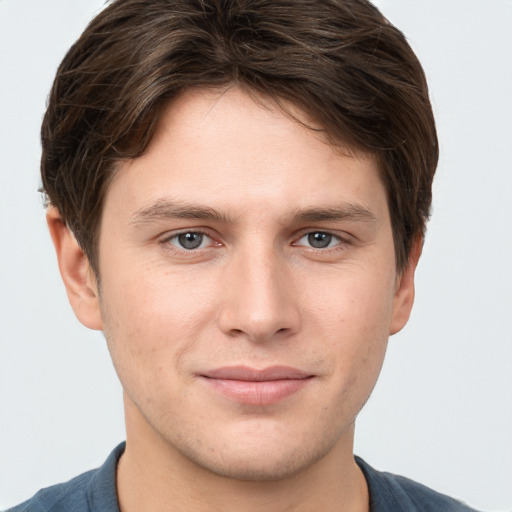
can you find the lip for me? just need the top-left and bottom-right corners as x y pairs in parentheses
(199, 366), (314, 405)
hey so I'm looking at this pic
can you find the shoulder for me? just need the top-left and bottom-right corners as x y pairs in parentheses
(355, 457), (481, 512)
(4, 443), (124, 512)
(5, 470), (97, 512)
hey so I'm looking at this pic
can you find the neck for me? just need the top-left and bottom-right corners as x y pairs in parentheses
(116, 397), (369, 512)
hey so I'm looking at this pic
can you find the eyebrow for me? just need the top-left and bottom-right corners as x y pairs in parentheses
(130, 199), (377, 226)
(293, 204), (377, 224)
(130, 199), (235, 225)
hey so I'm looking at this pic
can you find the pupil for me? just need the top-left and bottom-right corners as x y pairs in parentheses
(178, 232), (203, 249)
(308, 232), (332, 248)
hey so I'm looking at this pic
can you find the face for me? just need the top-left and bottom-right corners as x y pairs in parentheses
(55, 87), (417, 481)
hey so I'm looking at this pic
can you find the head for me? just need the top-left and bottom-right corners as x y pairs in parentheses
(42, 0), (437, 277)
(44, 0), (438, 485)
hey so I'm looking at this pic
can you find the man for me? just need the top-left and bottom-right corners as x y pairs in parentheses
(6, 0), (480, 510)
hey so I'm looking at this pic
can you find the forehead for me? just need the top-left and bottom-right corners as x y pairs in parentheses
(151, 86), (360, 161)
(104, 86), (387, 224)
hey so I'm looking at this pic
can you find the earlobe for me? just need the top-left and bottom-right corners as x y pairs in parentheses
(389, 237), (423, 335)
(46, 207), (103, 331)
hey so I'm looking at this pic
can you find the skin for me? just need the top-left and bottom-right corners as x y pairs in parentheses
(48, 86), (420, 512)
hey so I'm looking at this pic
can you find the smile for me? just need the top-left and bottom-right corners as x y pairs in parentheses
(199, 366), (315, 405)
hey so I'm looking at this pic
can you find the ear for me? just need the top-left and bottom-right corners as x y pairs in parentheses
(389, 236), (423, 335)
(46, 207), (103, 330)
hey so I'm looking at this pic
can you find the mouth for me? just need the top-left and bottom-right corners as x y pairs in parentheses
(198, 366), (315, 405)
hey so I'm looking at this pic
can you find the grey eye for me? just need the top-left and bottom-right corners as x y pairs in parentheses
(175, 232), (205, 250)
(307, 232), (333, 248)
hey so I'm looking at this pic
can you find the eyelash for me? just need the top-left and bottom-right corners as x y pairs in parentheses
(293, 231), (347, 250)
(160, 230), (216, 252)
(160, 229), (349, 253)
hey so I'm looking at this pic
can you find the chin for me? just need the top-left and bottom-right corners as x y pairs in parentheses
(166, 424), (338, 482)
(192, 448), (326, 482)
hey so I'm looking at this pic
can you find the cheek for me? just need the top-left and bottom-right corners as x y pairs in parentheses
(103, 261), (214, 330)
(97, 265), (217, 387)
(309, 268), (395, 393)
(309, 262), (396, 340)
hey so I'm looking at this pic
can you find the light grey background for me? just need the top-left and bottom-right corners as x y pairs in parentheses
(0, 0), (511, 510)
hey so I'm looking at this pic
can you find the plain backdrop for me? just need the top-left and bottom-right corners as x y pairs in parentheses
(0, 0), (511, 510)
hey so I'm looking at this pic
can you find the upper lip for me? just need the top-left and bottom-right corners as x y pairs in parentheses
(200, 365), (312, 381)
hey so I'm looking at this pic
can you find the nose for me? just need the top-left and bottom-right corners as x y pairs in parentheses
(216, 245), (301, 343)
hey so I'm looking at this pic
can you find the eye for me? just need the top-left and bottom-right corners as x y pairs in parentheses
(168, 231), (212, 250)
(295, 231), (343, 249)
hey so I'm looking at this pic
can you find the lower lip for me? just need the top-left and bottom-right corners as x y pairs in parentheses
(200, 377), (312, 405)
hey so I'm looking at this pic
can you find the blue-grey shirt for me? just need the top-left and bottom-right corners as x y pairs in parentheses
(5, 443), (480, 511)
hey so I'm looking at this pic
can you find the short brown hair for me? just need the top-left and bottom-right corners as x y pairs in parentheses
(41, 0), (438, 273)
